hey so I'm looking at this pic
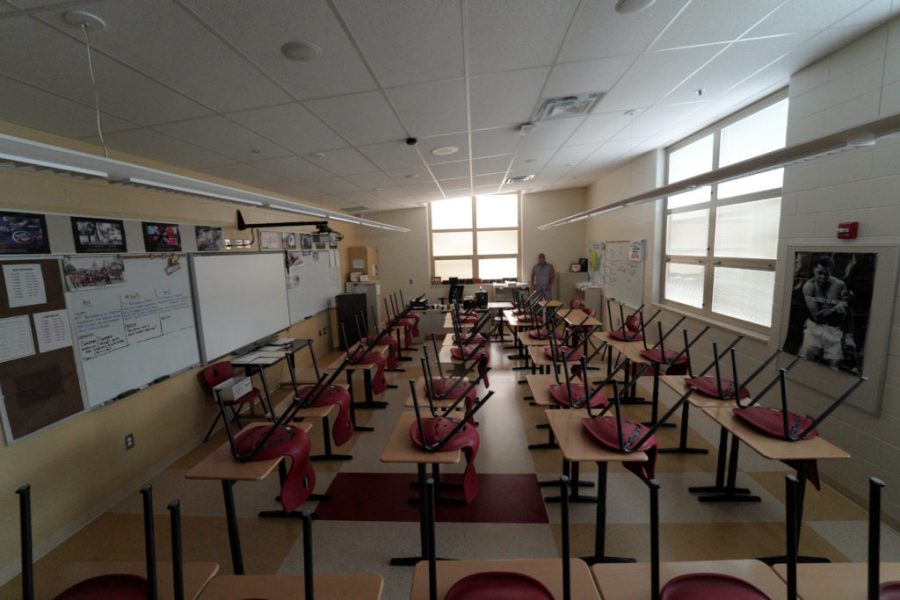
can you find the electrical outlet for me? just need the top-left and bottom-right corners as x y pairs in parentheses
(124, 433), (135, 450)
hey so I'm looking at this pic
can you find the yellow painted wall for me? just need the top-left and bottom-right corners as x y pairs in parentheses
(0, 120), (358, 583)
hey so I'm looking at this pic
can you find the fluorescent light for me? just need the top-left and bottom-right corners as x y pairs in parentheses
(0, 152), (108, 179)
(127, 177), (264, 206)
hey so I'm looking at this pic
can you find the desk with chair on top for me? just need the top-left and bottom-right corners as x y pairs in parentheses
(772, 562), (900, 599)
(329, 342), (391, 415)
(185, 422), (313, 575)
(46, 561), (220, 600)
(403, 376), (468, 411)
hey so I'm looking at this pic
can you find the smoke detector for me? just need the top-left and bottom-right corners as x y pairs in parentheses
(531, 93), (604, 122)
(505, 174), (534, 184)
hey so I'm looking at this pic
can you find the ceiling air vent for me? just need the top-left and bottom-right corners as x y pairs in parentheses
(504, 174), (534, 185)
(531, 93), (604, 122)
(341, 205), (368, 212)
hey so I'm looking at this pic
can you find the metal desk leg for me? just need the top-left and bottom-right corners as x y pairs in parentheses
(347, 370), (374, 433)
(391, 464), (453, 566)
(643, 363), (675, 428)
(355, 369), (389, 408)
(545, 460), (598, 503)
(698, 435), (760, 503)
(659, 402), (709, 455)
(583, 462), (635, 565)
(221, 481), (244, 575)
(310, 415), (352, 461)
(529, 422), (559, 450)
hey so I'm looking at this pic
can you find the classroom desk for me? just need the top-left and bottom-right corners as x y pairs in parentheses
(592, 560), (788, 600)
(525, 373), (564, 450)
(185, 422), (312, 575)
(547, 409), (648, 564)
(539, 299), (563, 309)
(486, 301), (513, 341)
(562, 308), (601, 328)
(701, 404), (849, 561)
(380, 412), (462, 566)
(273, 387), (352, 461)
(503, 309), (537, 361)
(403, 376), (468, 411)
(773, 562), (900, 599)
(44, 561), (219, 600)
(410, 559), (600, 599)
(442, 312), (477, 331)
(198, 573), (384, 600)
(230, 351), (286, 421)
(328, 344), (390, 420)
(487, 301), (514, 310)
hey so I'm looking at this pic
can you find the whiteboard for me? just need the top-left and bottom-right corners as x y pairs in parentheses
(65, 255), (200, 407)
(286, 250), (341, 324)
(601, 240), (645, 309)
(192, 252), (290, 362)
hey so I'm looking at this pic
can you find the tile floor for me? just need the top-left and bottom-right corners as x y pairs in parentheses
(2, 338), (898, 599)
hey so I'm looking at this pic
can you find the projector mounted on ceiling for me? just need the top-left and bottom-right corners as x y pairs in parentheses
(530, 93), (605, 122)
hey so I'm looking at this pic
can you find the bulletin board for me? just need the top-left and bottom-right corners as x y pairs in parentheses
(63, 254), (201, 407)
(0, 258), (84, 442)
(599, 240), (645, 309)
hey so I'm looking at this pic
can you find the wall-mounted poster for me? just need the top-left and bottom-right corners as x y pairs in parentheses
(314, 233), (327, 250)
(282, 232), (297, 250)
(71, 217), (126, 253)
(62, 255), (126, 291)
(587, 242), (604, 285)
(0, 211), (50, 254)
(782, 251), (876, 375)
(259, 230), (281, 250)
(195, 226), (224, 251)
(142, 222), (182, 252)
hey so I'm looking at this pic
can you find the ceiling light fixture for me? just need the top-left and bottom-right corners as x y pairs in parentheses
(430, 146), (459, 157)
(281, 41), (322, 62)
(614, 0), (657, 14)
(63, 10), (106, 30)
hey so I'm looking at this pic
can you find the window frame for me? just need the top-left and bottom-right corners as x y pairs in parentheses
(428, 194), (521, 283)
(660, 90), (788, 333)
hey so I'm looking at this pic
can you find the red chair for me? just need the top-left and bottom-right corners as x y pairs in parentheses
(199, 362), (266, 442)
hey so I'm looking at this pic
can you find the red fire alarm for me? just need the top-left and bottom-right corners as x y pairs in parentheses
(837, 222), (859, 239)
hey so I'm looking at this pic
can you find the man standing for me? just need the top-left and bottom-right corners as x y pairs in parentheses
(531, 253), (555, 301)
(798, 255), (852, 368)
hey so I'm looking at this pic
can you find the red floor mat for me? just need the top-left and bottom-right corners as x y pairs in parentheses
(314, 473), (548, 524)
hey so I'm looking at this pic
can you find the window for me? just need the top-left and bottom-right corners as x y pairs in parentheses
(430, 194), (519, 282)
(662, 93), (788, 329)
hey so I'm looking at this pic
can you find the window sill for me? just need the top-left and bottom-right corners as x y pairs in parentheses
(650, 301), (772, 344)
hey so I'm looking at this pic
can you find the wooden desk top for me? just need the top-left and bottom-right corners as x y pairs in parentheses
(380, 412), (462, 465)
(502, 310), (534, 329)
(592, 560), (786, 600)
(517, 331), (553, 347)
(563, 308), (600, 327)
(326, 352), (379, 372)
(488, 301), (513, 309)
(773, 562), (900, 599)
(528, 345), (589, 367)
(198, 573), (383, 599)
(403, 376), (467, 410)
(702, 405), (850, 461)
(185, 423), (312, 481)
(410, 559), (600, 599)
(46, 561), (219, 600)
(443, 313), (476, 330)
(526, 373), (563, 407)
(539, 299), (563, 308)
(546, 409), (647, 464)
(274, 396), (338, 420)
(438, 345), (467, 366)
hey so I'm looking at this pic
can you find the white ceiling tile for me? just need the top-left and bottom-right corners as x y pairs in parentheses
(317, 177), (360, 194)
(599, 45), (724, 112)
(333, 0), (463, 87)
(652, 0), (783, 50)
(358, 140), (424, 170)
(39, 0), (292, 112)
(227, 103), (348, 155)
(266, 180), (323, 200)
(305, 91), (406, 145)
(566, 111), (635, 146)
(519, 117), (584, 151)
(558, 0), (689, 63)
(344, 170), (395, 189)
(541, 143), (601, 174)
(471, 127), (521, 157)
(0, 17), (211, 125)
(0, 74), (135, 139)
(625, 103), (706, 139)
(400, 181), (443, 196)
(101, 128), (234, 169)
(543, 55), (636, 98)
(308, 147), (377, 176)
(385, 165), (434, 185)
(748, 0), (872, 37)
(372, 186), (411, 201)
(511, 149), (555, 172)
(250, 155), (331, 182)
(831, 0), (894, 29)
(385, 78), (467, 138)
(431, 160), (470, 181)
(473, 155), (512, 176)
(439, 178), (471, 192)
(198, 162), (294, 190)
(470, 67), (550, 129)
(420, 132), (470, 164)
(154, 115), (291, 162)
(468, 0), (579, 75)
(183, 0), (376, 100)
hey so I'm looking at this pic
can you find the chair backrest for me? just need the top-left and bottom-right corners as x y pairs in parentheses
(569, 299), (583, 309)
(199, 362), (234, 391)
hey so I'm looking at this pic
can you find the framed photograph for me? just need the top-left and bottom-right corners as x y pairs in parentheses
(314, 233), (326, 250)
(62, 255), (126, 291)
(194, 226), (224, 252)
(0, 210), (50, 254)
(259, 230), (281, 250)
(300, 234), (312, 250)
(142, 222), (182, 252)
(569, 262), (582, 272)
(71, 217), (126, 253)
(778, 244), (899, 415)
(282, 232), (297, 250)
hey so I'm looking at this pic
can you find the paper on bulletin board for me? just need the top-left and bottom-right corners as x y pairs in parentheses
(352, 258), (364, 269)
(588, 243), (605, 285)
(33, 309), (72, 353)
(2, 263), (47, 308)
(0, 315), (35, 363)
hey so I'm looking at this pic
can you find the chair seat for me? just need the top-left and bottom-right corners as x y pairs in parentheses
(639, 348), (687, 366)
(660, 573), (771, 600)
(53, 574), (148, 600)
(444, 572), (554, 600)
(733, 406), (818, 441)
